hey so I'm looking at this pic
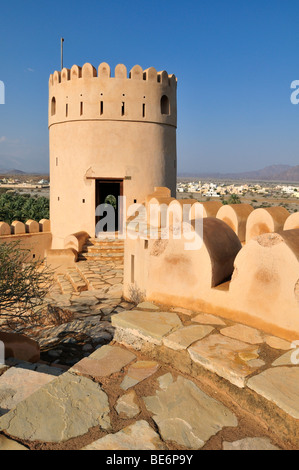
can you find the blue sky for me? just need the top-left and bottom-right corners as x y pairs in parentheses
(0, 0), (299, 174)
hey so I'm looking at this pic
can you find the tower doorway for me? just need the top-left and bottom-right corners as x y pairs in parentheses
(95, 179), (123, 235)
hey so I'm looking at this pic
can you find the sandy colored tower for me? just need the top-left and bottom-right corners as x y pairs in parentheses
(48, 62), (177, 248)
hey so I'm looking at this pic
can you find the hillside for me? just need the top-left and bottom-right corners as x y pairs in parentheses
(179, 164), (299, 182)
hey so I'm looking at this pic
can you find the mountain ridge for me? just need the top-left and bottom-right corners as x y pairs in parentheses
(179, 164), (299, 182)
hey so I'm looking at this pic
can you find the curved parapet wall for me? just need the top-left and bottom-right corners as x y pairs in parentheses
(0, 219), (52, 260)
(124, 217), (242, 303)
(284, 212), (299, 231)
(0, 219), (51, 236)
(230, 230), (299, 337)
(245, 207), (290, 243)
(123, 196), (299, 339)
(216, 204), (254, 243)
(189, 201), (223, 221)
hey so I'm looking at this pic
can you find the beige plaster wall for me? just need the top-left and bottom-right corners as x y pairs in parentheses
(49, 63), (177, 248)
(0, 233), (52, 260)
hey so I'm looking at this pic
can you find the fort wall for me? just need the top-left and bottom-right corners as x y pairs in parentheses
(0, 219), (52, 259)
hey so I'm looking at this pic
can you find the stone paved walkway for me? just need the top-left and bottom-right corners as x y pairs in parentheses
(0, 258), (298, 450)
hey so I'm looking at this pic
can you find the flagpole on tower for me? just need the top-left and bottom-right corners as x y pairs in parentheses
(61, 38), (64, 70)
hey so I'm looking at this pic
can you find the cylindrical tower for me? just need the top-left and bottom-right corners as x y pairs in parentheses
(49, 62), (177, 248)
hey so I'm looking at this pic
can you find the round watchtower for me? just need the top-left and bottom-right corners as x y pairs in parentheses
(49, 62), (177, 248)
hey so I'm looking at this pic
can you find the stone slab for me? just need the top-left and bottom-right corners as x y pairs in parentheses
(272, 350), (297, 367)
(157, 373), (174, 391)
(71, 345), (136, 378)
(163, 325), (214, 351)
(265, 336), (292, 351)
(188, 334), (264, 388)
(120, 361), (160, 390)
(115, 390), (140, 418)
(191, 313), (226, 326)
(0, 367), (56, 416)
(137, 302), (160, 310)
(82, 420), (166, 450)
(143, 375), (237, 449)
(220, 324), (264, 344)
(170, 307), (194, 316)
(0, 372), (111, 442)
(247, 367), (299, 419)
(223, 437), (280, 450)
(112, 310), (182, 345)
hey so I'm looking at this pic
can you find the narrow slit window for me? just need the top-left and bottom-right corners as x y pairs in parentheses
(121, 101), (125, 116)
(51, 97), (56, 116)
(80, 101), (83, 116)
(142, 103), (146, 118)
(131, 255), (135, 284)
(56, 157), (58, 167)
(100, 101), (103, 115)
(161, 95), (170, 115)
(66, 103), (68, 117)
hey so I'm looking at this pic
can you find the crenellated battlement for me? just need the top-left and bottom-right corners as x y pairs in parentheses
(49, 62), (177, 87)
(48, 63), (177, 128)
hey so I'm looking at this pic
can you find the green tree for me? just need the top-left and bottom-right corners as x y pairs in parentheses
(227, 194), (241, 204)
(0, 193), (49, 224)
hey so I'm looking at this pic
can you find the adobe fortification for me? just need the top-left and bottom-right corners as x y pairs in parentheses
(49, 62), (177, 248)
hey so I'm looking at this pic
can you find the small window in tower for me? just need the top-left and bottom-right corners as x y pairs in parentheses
(56, 157), (58, 167)
(80, 101), (83, 116)
(142, 103), (146, 118)
(131, 255), (135, 284)
(51, 97), (56, 116)
(161, 95), (170, 115)
(66, 103), (68, 117)
(82, 199), (85, 204)
(100, 101), (103, 115)
(121, 102), (125, 116)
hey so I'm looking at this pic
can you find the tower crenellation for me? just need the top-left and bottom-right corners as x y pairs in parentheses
(49, 62), (177, 127)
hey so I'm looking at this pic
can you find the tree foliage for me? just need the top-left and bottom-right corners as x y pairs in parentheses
(0, 192), (49, 224)
(0, 241), (53, 322)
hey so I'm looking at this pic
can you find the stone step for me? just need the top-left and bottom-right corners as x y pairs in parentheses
(55, 274), (75, 295)
(82, 244), (124, 254)
(89, 236), (124, 245)
(78, 252), (124, 261)
(65, 268), (88, 293)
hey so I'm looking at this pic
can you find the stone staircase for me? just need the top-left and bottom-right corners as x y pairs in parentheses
(78, 236), (124, 262)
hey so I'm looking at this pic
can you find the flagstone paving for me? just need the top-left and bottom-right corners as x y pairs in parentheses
(188, 334), (265, 388)
(82, 421), (167, 450)
(222, 437), (280, 451)
(143, 374), (238, 449)
(247, 367), (299, 419)
(0, 257), (299, 450)
(115, 390), (140, 418)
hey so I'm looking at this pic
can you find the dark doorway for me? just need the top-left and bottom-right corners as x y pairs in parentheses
(95, 179), (123, 234)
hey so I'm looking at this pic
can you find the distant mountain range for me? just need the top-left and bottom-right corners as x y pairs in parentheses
(0, 167), (27, 175)
(1, 164), (299, 181)
(179, 165), (299, 182)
